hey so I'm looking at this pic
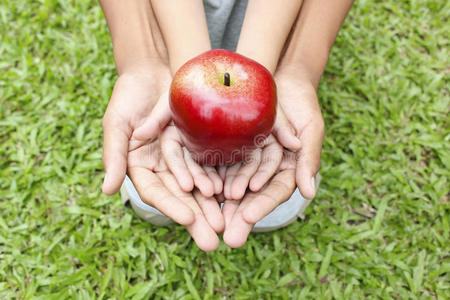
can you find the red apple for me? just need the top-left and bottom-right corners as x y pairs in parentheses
(169, 49), (277, 165)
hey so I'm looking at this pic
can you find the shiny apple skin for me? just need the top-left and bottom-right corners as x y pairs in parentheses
(170, 49), (277, 165)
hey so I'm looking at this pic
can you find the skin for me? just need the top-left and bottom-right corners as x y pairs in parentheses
(150, 0), (211, 74)
(136, 2), (301, 200)
(99, 0), (223, 251)
(222, 0), (355, 247)
(100, 0), (354, 250)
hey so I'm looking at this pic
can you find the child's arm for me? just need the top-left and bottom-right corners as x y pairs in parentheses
(278, 0), (355, 87)
(150, 0), (211, 74)
(236, 0), (304, 73)
(221, 0), (304, 200)
(133, 1), (220, 198)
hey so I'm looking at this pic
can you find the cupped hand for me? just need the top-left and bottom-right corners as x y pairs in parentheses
(221, 149), (297, 248)
(133, 94), (221, 198)
(275, 67), (325, 200)
(101, 63), (223, 251)
(133, 71), (305, 201)
(220, 68), (324, 248)
(222, 134), (283, 200)
(127, 139), (224, 251)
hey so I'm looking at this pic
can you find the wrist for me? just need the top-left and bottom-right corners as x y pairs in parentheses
(116, 57), (169, 77)
(275, 63), (317, 89)
(117, 61), (171, 104)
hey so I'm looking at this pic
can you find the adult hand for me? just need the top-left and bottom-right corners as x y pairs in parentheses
(101, 62), (171, 195)
(220, 68), (324, 248)
(101, 63), (223, 251)
(127, 139), (223, 251)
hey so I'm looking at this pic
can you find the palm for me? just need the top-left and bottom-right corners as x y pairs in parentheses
(276, 74), (322, 136)
(102, 66), (224, 252)
(220, 73), (325, 248)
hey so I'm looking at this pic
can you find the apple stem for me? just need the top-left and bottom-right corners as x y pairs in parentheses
(224, 73), (230, 86)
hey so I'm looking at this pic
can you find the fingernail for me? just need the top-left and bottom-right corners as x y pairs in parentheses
(311, 177), (316, 191)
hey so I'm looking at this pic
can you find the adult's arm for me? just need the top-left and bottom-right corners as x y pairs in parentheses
(276, 0), (354, 199)
(99, 0), (169, 194)
(99, 0), (168, 76)
(278, 0), (355, 88)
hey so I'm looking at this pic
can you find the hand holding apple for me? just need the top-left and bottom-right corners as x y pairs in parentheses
(134, 49), (301, 199)
(220, 68), (325, 248)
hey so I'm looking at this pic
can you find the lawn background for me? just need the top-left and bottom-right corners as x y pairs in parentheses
(0, 0), (449, 299)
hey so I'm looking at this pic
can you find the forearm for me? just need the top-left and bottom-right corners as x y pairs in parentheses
(99, 0), (167, 75)
(150, 0), (211, 74)
(278, 0), (354, 88)
(236, 0), (304, 73)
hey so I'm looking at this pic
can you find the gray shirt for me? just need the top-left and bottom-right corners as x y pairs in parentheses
(203, 0), (248, 50)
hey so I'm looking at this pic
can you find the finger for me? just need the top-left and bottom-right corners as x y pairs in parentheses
(243, 169), (296, 224)
(184, 149), (215, 198)
(185, 216), (220, 252)
(230, 149), (261, 200)
(223, 163), (241, 199)
(222, 199), (240, 230)
(222, 198), (254, 248)
(296, 121), (324, 200)
(203, 166), (223, 195)
(102, 114), (130, 195)
(249, 137), (283, 192)
(193, 189), (225, 233)
(128, 167), (195, 226)
(160, 127), (194, 192)
(133, 91), (171, 141)
(157, 170), (220, 252)
(272, 107), (301, 150)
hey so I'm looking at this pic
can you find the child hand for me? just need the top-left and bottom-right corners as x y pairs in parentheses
(221, 148), (297, 248)
(222, 106), (300, 201)
(222, 134), (283, 200)
(133, 95), (221, 198)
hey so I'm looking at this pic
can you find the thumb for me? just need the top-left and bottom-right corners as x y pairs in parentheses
(133, 91), (171, 141)
(102, 115), (131, 195)
(272, 107), (301, 150)
(295, 121), (324, 200)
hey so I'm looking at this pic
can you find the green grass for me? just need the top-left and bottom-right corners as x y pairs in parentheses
(0, 0), (449, 298)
